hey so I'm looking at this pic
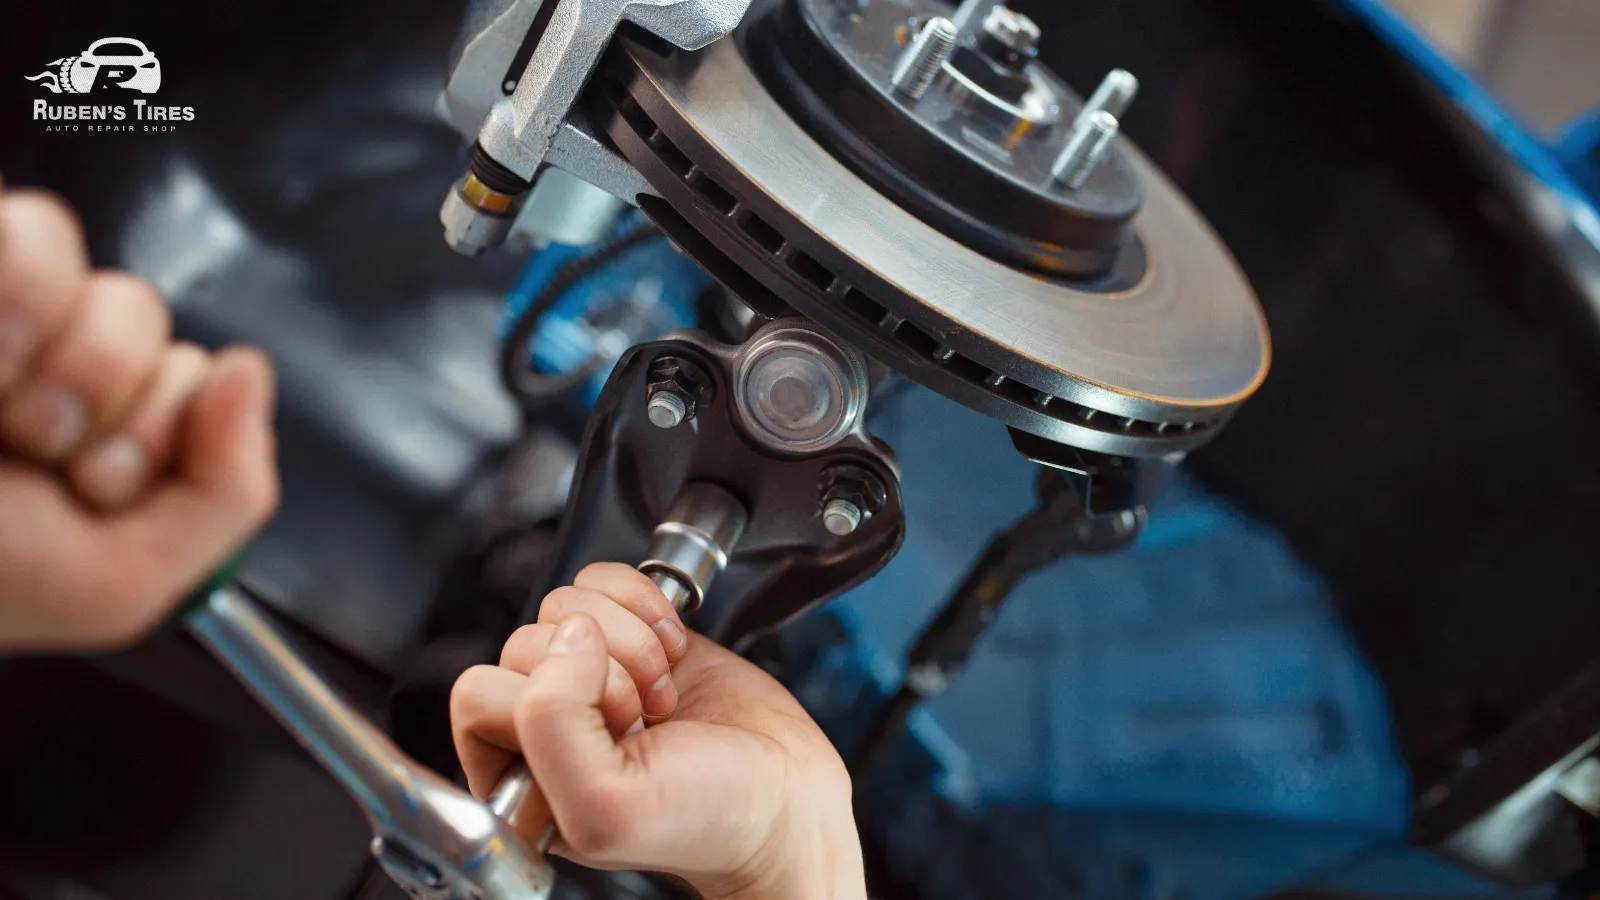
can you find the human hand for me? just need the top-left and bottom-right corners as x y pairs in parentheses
(451, 563), (868, 900)
(0, 182), (279, 651)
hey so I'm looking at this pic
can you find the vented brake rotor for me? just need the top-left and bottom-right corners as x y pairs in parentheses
(594, 0), (1270, 458)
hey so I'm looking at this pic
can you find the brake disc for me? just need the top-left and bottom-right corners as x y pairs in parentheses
(595, 0), (1269, 457)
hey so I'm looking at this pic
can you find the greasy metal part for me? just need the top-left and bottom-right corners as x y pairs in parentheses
(601, 26), (1270, 457)
(890, 17), (958, 101)
(1076, 68), (1139, 126)
(637, 482), (751, 612)
(532, 332), (905, 644)
(733, 319), (871, 454)
(1053, 110), (1121, 190)
(188, 586), (556, 900)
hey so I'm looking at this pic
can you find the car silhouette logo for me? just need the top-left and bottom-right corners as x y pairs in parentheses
(25, 37), (161, 94)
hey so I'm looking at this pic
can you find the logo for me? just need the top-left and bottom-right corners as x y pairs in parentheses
(27, 37), (161, 94)
(25, 37), (193, 132)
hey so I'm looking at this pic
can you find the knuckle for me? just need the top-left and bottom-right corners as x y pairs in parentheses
(535, 585), (581, 623)
(449, 665), (502, 723)
(499, 624), (545, 667)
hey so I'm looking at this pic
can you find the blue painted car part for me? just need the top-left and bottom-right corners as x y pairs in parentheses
(1335, 0), (1600, 231)
(501, 213), (706, 408)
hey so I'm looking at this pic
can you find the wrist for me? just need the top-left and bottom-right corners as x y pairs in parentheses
(694, 767), (867, 900)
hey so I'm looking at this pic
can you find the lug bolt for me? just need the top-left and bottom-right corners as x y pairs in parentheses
(823, 498), (864, 536)
(647, 390), (688, 429)
(891, 16), (959, 101)
(1052, 110), (1120, 190)
(1076, 68), (1140, 126)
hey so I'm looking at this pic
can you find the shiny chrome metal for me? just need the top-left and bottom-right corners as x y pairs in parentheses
(981, 7), (1040, 58)
(637, 482), (751, 612)
(615, 34), (1269, 456)
(647, 389), (688, 429)
(733, 320), (870, 455)
(951, 0), (1002, 34)
(890, 17), (958, 101)
(1053, 110), (1121, 190)
(188, 586), (555, 900)
(649, 569), (696, 612)
(440, 178), (518, 257)
(1076, 68), (1140, 125)
(822, 497), (863, 536)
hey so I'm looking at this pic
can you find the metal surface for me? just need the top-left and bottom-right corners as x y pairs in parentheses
(980, 7), (1040, 60)
(602, 21), (1270, 457)
(822, 497), (863, 536)
(188, 586), (555, 900)
(890, 17), (958, 100)
(637, 482), (751, 612)
(507, 167), (628, 252)
(1076, 67), (1139, 125)
(534, 332), (905, 644)
(646, 389), (688, 428)
(440, 177), (517, 257)
(463, 0), (755, 181)
(733, 319), (871, 454)
(1053, 110), (1120, 189)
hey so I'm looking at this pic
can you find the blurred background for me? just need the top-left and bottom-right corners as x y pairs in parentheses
(1, 1), (1599, 899)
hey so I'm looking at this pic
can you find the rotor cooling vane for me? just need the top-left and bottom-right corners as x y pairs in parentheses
(593, 0), (1270, 460)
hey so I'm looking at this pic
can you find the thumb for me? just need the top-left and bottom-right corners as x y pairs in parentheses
(513, 614), (640, 858)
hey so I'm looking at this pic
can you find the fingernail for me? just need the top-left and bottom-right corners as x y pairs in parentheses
(0, 316), (33, 390)
(644, 672), (677, 717)
(76, 437), (148, 506)
(2, 383), (87, 461)
(550, 616), (589, 654)
(626, 717), (645, 736)
(652, 617), (687, 654)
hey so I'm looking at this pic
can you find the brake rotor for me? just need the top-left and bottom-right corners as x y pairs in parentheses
(595, 0), (1270, 457)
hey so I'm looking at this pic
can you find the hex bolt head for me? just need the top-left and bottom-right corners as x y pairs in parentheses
(647, 390), (688, 429)
(823, 498), (864, 536)
(645, 355), (712, 429)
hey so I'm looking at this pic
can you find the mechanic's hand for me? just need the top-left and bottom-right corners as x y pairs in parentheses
(451, 563), (868, 900)
(0, 182), (279, 651)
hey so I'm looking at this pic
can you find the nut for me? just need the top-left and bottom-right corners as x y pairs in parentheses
(645, 356), (713, 425)
(818, 463), (887, 536)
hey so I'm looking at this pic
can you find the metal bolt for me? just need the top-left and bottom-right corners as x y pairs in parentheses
(647, 390), (687, 429)
(1052, 110), (1120, 190)
(822, 498), (864, 536)
(981, 7), (1041, 59)
(1076, 68), (1139, 126)
(891, 17), (959, 101)
(952, 0), (1001, 33)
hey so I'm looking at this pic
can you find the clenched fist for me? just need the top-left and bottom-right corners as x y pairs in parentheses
(451, 563), (869, 900)
(0, 181), (279, 651)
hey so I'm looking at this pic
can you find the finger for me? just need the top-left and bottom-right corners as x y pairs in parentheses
(500, 623), (644, 737)
(0, 272), (170, 462)
(87, 347), (279, 647)
(538, 586), (677, 721)
(0, 189), (90, 393)
(573, 562), (689, 664)
(67, 343), (209, 509)
(451, 664), (526, 798)
(513, 615), (645, 859)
